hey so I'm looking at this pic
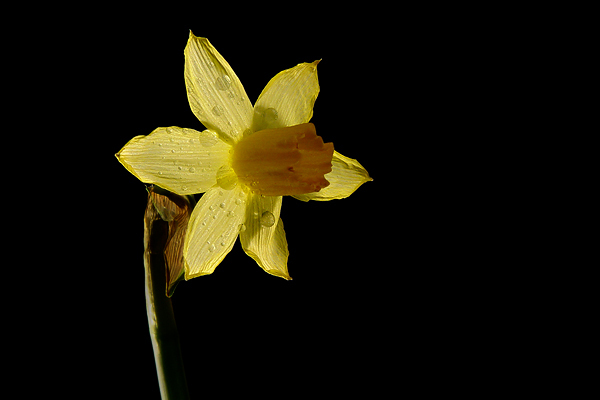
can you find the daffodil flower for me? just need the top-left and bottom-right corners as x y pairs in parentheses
(116, 32), (371, 280)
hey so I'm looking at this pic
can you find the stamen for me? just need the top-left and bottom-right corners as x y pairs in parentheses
(231, 123), (334, 196)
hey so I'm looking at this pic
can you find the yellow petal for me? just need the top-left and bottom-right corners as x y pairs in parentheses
(292, 151), (372, 201)
(184, 32), (253, 145)
(183, 186), (247, 279)
(115, 127), (230, 195)
(252, 60), (320, 132)
(240, 193), (291, 280)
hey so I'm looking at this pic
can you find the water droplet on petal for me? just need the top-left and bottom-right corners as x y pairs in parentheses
(215, 75), (231, 91)
(208, 243), (216, 252)
(264, 107), (278, 123)
(189, 167), (196, 173)
(219, 202), (226, 208)
(216, 165), (238, 190)
(199, 130), (218, 147)
(239, 223), (246, 232)
(260, 211), (275, 227)
(212, 105), (224, 116)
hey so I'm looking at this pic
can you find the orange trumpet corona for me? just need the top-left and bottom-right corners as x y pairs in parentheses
(231, 123), (334, 196)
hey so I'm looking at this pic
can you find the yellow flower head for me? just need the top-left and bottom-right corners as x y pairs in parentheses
(116, 32), (371, 280)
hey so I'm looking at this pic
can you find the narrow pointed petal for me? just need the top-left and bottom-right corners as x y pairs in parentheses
(116, 127), (231, 195)
(252, 60), (320, 132)
(292, 151), (372, 201)
(240, 193), (290, 280)
(184, 32), (253, 145)
(183, 186), (247, 279)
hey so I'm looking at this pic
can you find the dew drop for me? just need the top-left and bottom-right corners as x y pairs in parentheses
(178, 166), (183, 170)
(212, 105), (224, 117)
(189, 167), (196, 173)
(209, 205), (215, 211)
(215, 74), (231, 91)
(264, 107), (278, 122)
(219, 202), (226, 208)
(216, 165), (238, 190)
(239, 223), (246, 232)
(227, 210), (235, 217)
(235, 198), (243, 205)
(260, 211), (275, 227)
(208, 243), (216, 252)
(220, 241), (226, 246)
(171, 149), (176, 153)
(182, 185), (188, 191)
(199, 131), (218, 147)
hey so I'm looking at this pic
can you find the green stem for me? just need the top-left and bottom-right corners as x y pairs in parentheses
(144, 192), (190, 400)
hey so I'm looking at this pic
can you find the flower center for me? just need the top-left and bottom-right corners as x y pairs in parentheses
(231, 123), (334, 196)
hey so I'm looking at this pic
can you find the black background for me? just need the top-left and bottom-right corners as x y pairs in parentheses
(39, 10), (456, 398)
(84, 22), (400, 398)
(16, 5), (524, 397)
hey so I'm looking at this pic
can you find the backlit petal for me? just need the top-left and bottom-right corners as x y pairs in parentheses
(240, 193), (290, 280)
(292, 151), (372, 201)
(252, 61), (320, 132)
(184, 32), (253, 145)
(116, 127), (230, 195)
(183, 186), (247, 279)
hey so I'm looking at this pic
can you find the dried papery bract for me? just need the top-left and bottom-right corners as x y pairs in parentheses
(145, 185), (194, 296)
